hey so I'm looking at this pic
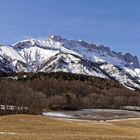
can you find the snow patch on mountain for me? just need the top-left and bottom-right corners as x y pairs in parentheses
(0, 35), (139, 90)
(100, 63), (140, 89)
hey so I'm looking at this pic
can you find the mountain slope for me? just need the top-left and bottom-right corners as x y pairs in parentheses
(0, 35), (140, 90)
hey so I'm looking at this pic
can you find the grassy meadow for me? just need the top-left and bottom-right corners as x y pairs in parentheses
(0, 115), (139, 140)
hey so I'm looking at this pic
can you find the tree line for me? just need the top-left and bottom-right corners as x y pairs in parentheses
(0, 72), (140, 115)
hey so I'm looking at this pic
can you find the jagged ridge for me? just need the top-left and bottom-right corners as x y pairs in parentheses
(0, 35), (140, 90)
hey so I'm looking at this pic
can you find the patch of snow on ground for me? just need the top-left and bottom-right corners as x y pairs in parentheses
(43, 112), (73, 118)
(43, 109), (140, 121)
(0, 132), (17, 135)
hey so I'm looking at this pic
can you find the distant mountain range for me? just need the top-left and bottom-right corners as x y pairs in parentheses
(0, 35), (140, 90)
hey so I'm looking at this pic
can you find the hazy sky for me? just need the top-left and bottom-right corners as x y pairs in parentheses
(0, 0), (140, 59)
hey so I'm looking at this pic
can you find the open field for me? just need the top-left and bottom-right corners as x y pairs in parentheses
(0, 115), (140, 140)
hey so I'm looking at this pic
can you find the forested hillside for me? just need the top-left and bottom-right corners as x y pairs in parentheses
(0, 72), (140, 115)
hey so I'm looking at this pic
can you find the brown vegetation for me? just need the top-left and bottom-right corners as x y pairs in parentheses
(0, 115), (140, 140)
(0, 72), (140, 115)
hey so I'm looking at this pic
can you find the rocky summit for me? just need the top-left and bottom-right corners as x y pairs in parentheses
(0, 35), (140, 90)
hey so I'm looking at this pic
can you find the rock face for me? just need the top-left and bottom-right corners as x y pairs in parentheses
(0, 35), (140, 90)
(122, 53), (139, 68)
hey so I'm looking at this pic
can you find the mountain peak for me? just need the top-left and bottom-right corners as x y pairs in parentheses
(0, 35), (140, 90)
(48, 35), (66, 42)
(123, 53), (139, 68)
(10, 35), (140, 69)
(12, 38), (37, 49)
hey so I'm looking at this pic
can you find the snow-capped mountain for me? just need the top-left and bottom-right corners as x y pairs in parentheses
(0, 35), (140, 90)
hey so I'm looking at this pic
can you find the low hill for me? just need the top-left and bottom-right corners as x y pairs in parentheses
(0, 72), (140, 115)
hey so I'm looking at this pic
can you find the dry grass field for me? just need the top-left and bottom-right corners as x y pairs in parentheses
(0, 115), (140, 140)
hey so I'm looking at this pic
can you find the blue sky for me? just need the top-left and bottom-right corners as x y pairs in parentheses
(0, 0), (140, 59)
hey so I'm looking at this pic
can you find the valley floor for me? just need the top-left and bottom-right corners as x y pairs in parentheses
(0, 115), (140, 140)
